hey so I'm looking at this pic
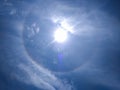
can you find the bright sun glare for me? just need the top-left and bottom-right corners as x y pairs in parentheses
(54, 28), (68, 43)
(52, 17), (74, 43)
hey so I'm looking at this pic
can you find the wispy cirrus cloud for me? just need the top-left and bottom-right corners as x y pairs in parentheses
(15, 58), (74, 90)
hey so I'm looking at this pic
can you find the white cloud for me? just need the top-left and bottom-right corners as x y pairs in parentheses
(15, 57), (74, 90)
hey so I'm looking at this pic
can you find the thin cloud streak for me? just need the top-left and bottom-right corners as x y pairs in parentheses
(15, 57), (74, 90)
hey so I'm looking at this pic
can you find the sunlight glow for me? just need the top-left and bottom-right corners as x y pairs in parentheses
(52, 17), (75, 43)
(54, 28), (68, 43)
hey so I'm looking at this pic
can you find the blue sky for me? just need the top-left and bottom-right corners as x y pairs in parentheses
(0, 0), (120, 90)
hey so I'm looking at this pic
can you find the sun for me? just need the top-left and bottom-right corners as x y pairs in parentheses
(54, 28), (68, 43)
